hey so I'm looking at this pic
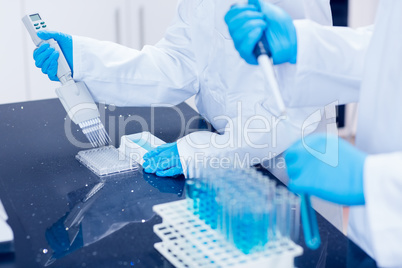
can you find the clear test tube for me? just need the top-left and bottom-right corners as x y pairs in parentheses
(214, 177), (225, 232)
(265, 180), (277, 243)
(199, 177), (209, 222)
(232, 196), (256, 254)
(275, 186), (289, 242)
(215, 174), (228, 229)
(225, 173), (239, 242)
(207, 175), (218, 229)
(198, 179), (208, 221)
(185, 179), (196, 211)
(288, 193), (301, 243)
(226, 197), (239, 245)
(246, 197), (260, 254)
(207, 171), (223, 229)
(192, 179), (203, 216)
(244, 178), (267, 252)
(251, 193), (266, 253)
(232, 197), (243, 253)
(254, 175), (275, 250)
(220, 186), (236, 240)
(185, 179), (195, 199)
(200, 166), (214, 222)
(239, 175), (263, 253)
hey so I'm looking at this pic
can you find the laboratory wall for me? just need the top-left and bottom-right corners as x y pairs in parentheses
(0, 0), (178, 105)
(348, 0), (379, 28)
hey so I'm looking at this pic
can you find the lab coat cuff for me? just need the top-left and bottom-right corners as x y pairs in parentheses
(72, 35), (100, 81)
(72, 35), (86, 82)
(176, 137), (193, 178)
(364, 153), (402, 267)
(176, 132), (218, 178)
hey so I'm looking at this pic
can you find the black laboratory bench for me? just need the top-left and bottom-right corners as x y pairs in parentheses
(0, 99), (376, 268)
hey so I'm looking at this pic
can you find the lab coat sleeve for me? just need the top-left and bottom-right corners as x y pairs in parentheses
(276, 20), (373, 108)
(363, 153), (402, 268)
(72, 0), (198, 107)
(177, 103), (323, 178)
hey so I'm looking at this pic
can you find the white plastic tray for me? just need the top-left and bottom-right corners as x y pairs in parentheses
(76, 132), (165, 176)
(76, 145), (138, 177)
(153, 200), (303, 268)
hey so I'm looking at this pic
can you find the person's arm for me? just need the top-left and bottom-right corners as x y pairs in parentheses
(73, 0), (198, 107)
(364, 153), (402, 268)
(226, 2), (373, 107)
(177, 102), (323, 177)
(285, 135), (402, 267)
(277, 21), (374, 107)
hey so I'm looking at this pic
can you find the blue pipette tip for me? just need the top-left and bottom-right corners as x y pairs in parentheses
(301, 195), (321, 250)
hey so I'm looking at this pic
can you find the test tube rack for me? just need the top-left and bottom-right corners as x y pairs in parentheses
(153, 200), (303, 268)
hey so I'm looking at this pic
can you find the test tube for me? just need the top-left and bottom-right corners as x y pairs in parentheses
(211, 174), (225, 230)
(259, 186), (274, 251)
(198, 179), (208, 221)
(220, 187), (236, 240)
(275, 186), (289, 242)
(264, 180), (277, 244)
(193, 179), (202, 216)
(185, 179), (196, 207)
(236, 194), (254, 254)
(288, 193), (301, 243)
(251, 193), (267, 253)
(226, 197), (238, 244)
(231, 198), (245, 253)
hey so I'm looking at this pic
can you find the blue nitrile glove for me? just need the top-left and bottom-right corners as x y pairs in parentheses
(33, 31), (73, 81)
(285, 135), (367, 206)
(225, 0), (297, 65)
(143, 142), (183, 177)
(224, 4), (267, 65)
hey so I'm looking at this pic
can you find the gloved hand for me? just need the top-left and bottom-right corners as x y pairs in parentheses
(225, 0), (297, 65)
(285, 135), (367, 206)
(33, 31), (73, 81)
(143, 142), (183, 177)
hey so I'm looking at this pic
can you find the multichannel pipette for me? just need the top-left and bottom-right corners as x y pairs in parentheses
(22, 13), (111, 147)
(249, 0), (287, 116)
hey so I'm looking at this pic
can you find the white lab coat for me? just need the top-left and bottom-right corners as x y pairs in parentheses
(72, 0), (332, 174)
(277, 1), (402, 266)
(72, 0), (343, 230)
